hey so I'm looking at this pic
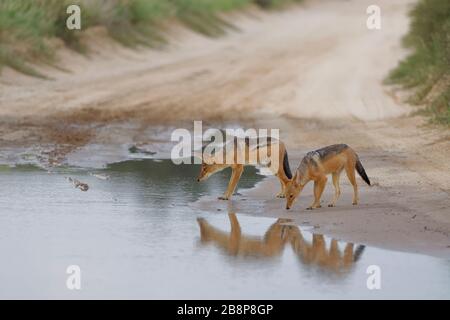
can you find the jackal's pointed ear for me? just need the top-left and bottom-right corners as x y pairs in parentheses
(293, 172), (302, 186)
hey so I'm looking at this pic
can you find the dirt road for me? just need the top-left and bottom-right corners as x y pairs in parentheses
(0, 0), (412, 123)
(0, 0), (449, 255)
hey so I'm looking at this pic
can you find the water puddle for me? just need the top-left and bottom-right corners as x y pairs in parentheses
(0, 160), (449, 299)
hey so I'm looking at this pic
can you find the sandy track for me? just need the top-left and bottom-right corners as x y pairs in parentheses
(1, 0), (411, 122)
(1, 0), (449, 254)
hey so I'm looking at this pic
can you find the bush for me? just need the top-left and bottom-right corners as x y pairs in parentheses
(0, 0), (303, 75)
(387, 0), (450, 125)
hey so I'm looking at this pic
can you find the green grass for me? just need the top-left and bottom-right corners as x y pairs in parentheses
(386, 0), (450, 126)
(0, 0), (303, 76)
(0, 0), (88, 76)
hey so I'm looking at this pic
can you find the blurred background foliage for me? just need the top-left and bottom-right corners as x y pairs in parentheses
(0, 0), (302, 76)
(386, 0), (449, 125)
(0, 0), (447, 125)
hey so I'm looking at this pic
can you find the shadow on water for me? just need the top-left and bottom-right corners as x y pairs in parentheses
(197, 213), (365, 277)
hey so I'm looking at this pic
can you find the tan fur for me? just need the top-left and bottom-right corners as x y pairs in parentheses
(288, 228), (360, 273)
(197, 213), (292, 257)
(198, 214), (362, 273)
(286, 146), (363, 210)
(197, 140), (291, 200)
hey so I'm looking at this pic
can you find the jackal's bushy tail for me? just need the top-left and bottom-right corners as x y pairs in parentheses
(356, 159), (370, 186)
(353, 245), (366, 262)
(283, 150), (292, 179)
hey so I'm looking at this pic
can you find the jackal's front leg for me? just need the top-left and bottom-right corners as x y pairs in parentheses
(219, 165), (244, 200)
(307, 177), (327, 210)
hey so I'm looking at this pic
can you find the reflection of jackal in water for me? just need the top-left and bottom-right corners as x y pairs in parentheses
(287, 227), (365, 274)
(197, 214), (364, 274)
(197, 213), (292, 258)
(197, 136), (292, 200)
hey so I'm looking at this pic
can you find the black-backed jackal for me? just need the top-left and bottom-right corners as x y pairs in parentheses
(197, 136), (292, 200)
(285, 144), (371, 210)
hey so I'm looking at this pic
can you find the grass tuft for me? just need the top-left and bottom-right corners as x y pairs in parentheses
(0, 0), (303, 76)
(386, 0), (450, 126)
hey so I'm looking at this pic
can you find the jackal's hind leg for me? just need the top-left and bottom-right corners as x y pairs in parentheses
(328, 171), (342, 207)
(276, 178), (286, 198)
(275, 163), (291, 199)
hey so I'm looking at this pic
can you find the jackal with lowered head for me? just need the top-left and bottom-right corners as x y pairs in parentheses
(197, 135), (292, 200)
(285, 144), (370, 210)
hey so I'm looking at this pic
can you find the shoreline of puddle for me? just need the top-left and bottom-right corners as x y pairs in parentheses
(2, 150), (450, 261)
